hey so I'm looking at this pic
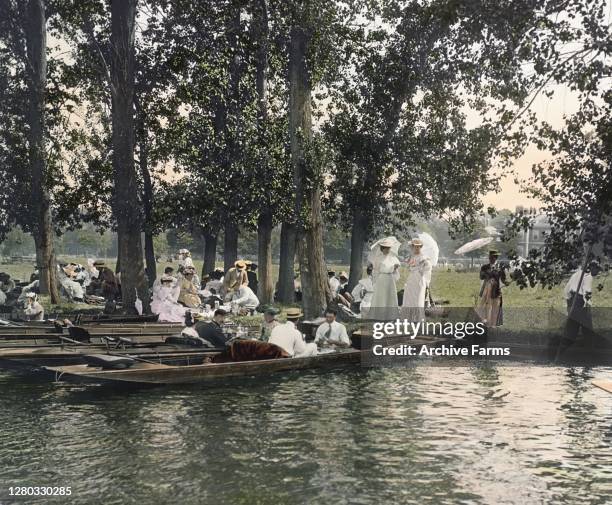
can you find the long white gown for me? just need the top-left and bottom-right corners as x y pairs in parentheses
(151, 284), (187, 323)
(369, 254), (401, 321)
(401, 254), (432, 322)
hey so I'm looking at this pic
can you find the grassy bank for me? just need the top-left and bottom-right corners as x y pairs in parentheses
(2, 256), (611, 310)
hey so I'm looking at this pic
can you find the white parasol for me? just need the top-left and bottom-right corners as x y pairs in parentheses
(416, 232), (439, 267)
(454, 236), (494, 255)
(368, 236), (401, 265)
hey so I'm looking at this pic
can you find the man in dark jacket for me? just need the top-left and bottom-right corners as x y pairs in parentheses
(194, 309), (229, 348)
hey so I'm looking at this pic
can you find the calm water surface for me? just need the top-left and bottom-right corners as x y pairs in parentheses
(1, 363), (611, 505)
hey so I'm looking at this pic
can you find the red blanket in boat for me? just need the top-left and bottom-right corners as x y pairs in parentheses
(211, 339), (290, 363)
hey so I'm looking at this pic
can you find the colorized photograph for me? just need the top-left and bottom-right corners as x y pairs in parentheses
(0, 0), (611, 503)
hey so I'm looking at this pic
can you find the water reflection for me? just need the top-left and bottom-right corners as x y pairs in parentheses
(0, 363), (611, 504)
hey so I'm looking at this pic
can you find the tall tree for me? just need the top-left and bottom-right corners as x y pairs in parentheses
(109, 0), (148, 312)
(0, 0), (60, 302)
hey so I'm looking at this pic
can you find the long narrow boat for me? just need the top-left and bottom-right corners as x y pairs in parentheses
(0, 345), (221, 369)
(45, 349), (363, 385)
(0, 341), (223, 368)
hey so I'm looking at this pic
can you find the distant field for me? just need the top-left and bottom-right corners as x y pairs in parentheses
(2, 255), (611, 309)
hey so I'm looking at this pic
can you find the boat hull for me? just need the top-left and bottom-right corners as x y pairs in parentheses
(45, 350), (363, 385)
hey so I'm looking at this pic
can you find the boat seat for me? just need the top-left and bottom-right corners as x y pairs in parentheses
(102, 336), (134, 348)
(83, 354), (135, 370)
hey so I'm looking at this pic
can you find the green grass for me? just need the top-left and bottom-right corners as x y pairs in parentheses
(2, 256), (612, 311)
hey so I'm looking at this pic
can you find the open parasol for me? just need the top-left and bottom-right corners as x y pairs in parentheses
(454, 236), (494, 255)
(416, 232), (439, 267)
(368, 236), (401, 266)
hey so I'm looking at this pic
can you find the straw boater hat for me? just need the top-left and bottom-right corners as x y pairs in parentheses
(161, 274), (174, 283)
(235, 260), (247, 270)
(93, 260), (105, 267)
(489, 249), (501, 256)
(285, 308), (303, 320)
(339, 271), (349, 280)
(410, 238), (423, 247)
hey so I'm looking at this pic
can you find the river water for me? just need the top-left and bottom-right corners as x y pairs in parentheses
(1, 363), (611, 505)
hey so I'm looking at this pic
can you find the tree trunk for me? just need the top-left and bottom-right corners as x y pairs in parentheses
(24, 0), (60, 303)
(347, 209), (368, 290)
(202, 230), (217, 277)
(277, 222), (296, 303)
(289, 26), (330, 318)
(223, 221), (238, 272)
(253, 0), (273, 305)
(257, 210), (274, 304)
(139, 134), (156, 287)
(110, 0), (149, 313)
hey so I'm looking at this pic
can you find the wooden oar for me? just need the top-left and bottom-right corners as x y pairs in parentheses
(592, 379), (612, 394)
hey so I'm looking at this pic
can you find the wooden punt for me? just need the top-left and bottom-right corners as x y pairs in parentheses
(0, 345), (221, 369)
(45, 349), (363, 385)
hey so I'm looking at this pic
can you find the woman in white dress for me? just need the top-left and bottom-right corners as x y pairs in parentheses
(151, 274), (187, 323)
(368, 237), (401, 321)
(401, 238), (432, 322)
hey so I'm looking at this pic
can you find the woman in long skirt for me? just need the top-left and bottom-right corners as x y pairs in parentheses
(401, 238), (432, 322)
(369, 237), (401, 321)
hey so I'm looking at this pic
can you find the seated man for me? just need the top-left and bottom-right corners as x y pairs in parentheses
(315, 308), (350, 348)
(89, 260), (119, 301)
(269, 308), (317, 358)
(223, 260), (248, 299)
(231, 284), (260, 315)
(178, 266), (201, 308)
(260, 307), (280, 341)
(194, 308), (230, 348)
(23, 292), (44, 321)
(335, 271), (352, 308)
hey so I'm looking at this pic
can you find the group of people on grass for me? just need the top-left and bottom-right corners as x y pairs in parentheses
(151, 256), (261, 323)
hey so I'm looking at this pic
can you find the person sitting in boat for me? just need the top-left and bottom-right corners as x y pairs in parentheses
(178, 266), (201, 308)
(269, 308), (317, 358)
(231, 284), (260, 315)
(194, 308), (230, 348)
(23, 292), (44, 321)
(315, 308), (351, 348)
(260, 307), (280, 341)
(151, 274), (186, 323)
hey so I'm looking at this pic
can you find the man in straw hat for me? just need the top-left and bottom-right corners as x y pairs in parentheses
(401, 238), (433, 322)
(476, 249), (508, 327)
(223, 260), (249, 299)
(269, 308), (317, 357)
